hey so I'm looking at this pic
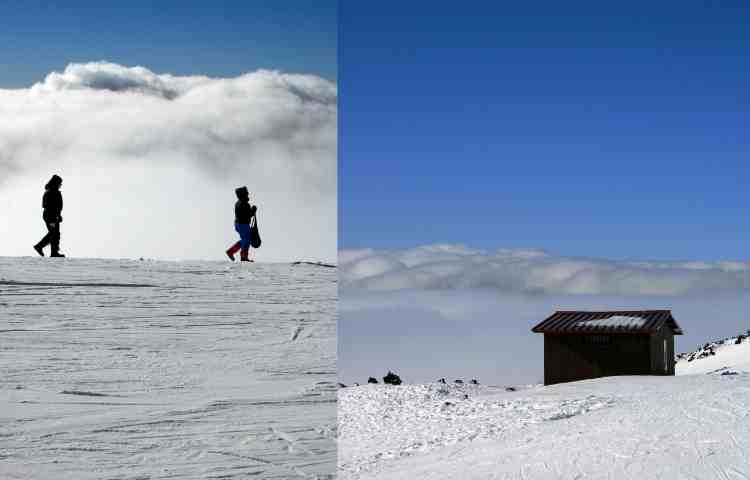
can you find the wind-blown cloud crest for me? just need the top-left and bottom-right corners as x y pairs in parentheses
(340, 244), (750, 296)
(0, 62), (336, 261)
(30, 62), (204, 99)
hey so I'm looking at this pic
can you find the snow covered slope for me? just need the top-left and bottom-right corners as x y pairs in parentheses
(340, 366), (750, 478)
(0, 257), (336, 479)
(677, 332), (750, 375)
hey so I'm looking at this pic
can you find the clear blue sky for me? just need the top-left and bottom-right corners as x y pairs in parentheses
(0, 0), (337, 87)
(340, 2), (750, 261)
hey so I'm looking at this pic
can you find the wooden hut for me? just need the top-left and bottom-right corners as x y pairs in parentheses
(531, 310), (684, 385)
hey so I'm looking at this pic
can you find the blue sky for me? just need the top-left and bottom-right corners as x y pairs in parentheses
(0, 0), (337, 86)
(340, 2), (750, 261)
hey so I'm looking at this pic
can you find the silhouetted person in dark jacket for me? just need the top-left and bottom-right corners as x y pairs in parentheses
(33, 174), (65, 257)
(225, 186), (257, 262)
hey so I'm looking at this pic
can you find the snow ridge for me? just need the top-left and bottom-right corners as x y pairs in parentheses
(676, 329), (750, 376)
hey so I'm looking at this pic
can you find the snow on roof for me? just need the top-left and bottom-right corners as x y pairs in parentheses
(531, 310), (683, 334)
(578, 315), (646, 329)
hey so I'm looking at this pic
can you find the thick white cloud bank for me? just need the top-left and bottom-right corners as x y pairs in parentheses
(340, 244), (750, 296)
(339, 245), (750, 385)
(0, 62), (336, 262)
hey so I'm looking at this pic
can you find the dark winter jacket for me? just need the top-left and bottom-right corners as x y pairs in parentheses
(42, 177), (63, 223)
(235, 201), (257, 224)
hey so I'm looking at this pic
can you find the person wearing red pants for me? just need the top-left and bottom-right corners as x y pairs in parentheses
(226, 186), (257, 262)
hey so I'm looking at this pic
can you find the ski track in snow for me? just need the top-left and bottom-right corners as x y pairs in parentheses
(339, 373), (750, 479)
(0, 257), (336, 479)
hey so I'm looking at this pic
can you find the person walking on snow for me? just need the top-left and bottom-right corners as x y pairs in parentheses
(33, 174), (65, 258)
(226, 186), (257, 262)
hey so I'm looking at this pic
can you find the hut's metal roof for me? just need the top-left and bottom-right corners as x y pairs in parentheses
(531, 310), (683, 335)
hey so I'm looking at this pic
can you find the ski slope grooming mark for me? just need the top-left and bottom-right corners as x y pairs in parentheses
(338, 374), (750, 479)
(0, 257), (336, 479)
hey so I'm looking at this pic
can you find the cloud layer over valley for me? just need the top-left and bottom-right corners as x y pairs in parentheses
(0, 62), (336, 261)
(340, 244), (750, 296)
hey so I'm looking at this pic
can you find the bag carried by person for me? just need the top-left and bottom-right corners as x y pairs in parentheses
(250, 214), (261, 248)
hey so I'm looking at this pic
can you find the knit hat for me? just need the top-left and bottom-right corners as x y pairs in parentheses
(235, 186), (249, 199)
(45, 174), (62, 190)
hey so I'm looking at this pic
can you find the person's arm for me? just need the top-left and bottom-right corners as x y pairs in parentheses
(236, 202), (253, 222)
(57, 191), (63, 222)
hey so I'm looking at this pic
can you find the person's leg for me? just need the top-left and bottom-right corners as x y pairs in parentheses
(49, 223), (63, 256)
(34, 222), (54, 254)
(35, 233), (51, 251)
(36, 233), (52, 248)
(33, 240), (46, 256)
(226, 241), (241, 261)
(226, 223), (245, 261)
(237, 224), (252, 261)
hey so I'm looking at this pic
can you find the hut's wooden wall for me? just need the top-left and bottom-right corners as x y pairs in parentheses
(649, 326), (675, 375)
(543, 333), (655, 385)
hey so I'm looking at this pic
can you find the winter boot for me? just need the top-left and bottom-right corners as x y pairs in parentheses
(50, 251), (65, 258)
(240, 247), (252, 262)
(33, 244), (44, 257)
(226, 242), (241, 261)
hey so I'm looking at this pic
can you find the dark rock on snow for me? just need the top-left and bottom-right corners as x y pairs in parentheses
(383, 371), (402, 385)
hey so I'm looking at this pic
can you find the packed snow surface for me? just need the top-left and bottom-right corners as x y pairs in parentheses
(340, 372), (750, 478)
(0, 257), (336, 479)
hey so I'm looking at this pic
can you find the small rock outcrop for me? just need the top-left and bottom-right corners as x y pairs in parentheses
(383, 371), (402, 385)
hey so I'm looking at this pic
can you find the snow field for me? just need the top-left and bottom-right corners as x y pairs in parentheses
(339, 372), (750, 479)
(1, 257), (336, 479)
(338, 383), (615, 477)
